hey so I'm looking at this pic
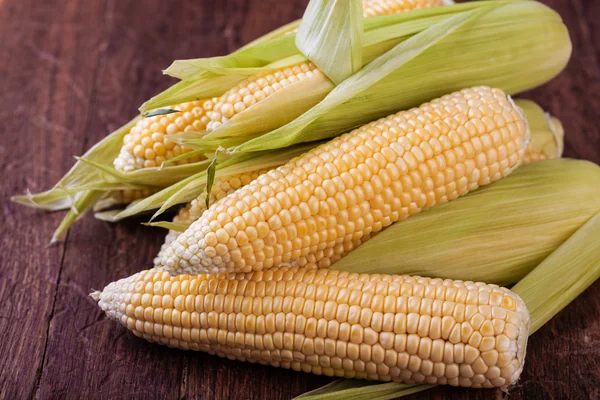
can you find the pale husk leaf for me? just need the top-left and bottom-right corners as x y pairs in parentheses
(296, 0), (363, 84)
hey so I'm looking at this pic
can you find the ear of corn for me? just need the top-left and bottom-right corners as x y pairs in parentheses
(296, 210), (600, 400)
(157, 87), (529, 275)
(332, 159), (600, 285)
(227, 1), (569, 154)
(93, 267), (529, 389)
(134, 100), (560, 269)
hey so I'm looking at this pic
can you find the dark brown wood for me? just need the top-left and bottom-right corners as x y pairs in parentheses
(0, 0), (598, 399)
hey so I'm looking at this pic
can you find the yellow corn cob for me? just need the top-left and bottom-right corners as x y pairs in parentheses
(155, 168), (274, 264)
(157, 87), (528, 275)
(114, 99), (217, 172)
(114, 0), (445, 173)
(92, 266), (529, 389)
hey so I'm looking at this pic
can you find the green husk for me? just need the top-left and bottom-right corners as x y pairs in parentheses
(332, 159), (600, 285)
(11, 116), (141, 211)
(296, 210), (600, 400)
(99, 143), (319, 222)
(296, 0), (363, 84)
(296, 381), (433, 400)
(50, 190), (105, 244)
(234, 1), (571, 153)
(516, 99), (564, 159)
(513, 210), (600, 333)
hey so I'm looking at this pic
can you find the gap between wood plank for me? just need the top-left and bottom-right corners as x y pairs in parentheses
(31, 7), (114, 396)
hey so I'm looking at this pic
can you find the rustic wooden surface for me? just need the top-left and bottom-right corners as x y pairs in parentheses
(1, 0), (599, 399)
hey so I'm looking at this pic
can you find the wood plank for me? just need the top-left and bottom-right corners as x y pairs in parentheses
(0, 0), (102, 397)
(31, 0), (238, 397)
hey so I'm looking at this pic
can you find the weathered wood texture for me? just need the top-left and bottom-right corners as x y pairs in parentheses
(0, 0), (598, 399)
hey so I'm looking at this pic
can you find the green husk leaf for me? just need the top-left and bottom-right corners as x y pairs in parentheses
(512, 210), (600, 333)
(204, 152), (219, 209)
(296, 0), (363, 84)
(514, 99), (564, 159)
(332, 159), (600, 285)
(143, 221), (189, 232)
(75, 156), (211, 188)
(236, 1), (570, 153)
(143, 108), (180, 118)
(191, 72), (335, 144)
(140, 74), (246, 113)
(241, 19), (302, 48)
(12, 116), (141, 211)
(108, 143), (319, 222)
(164, 56), (266, 80)
(168, 1), (474, 82)
(295, 381), (433, 400)
(50, 190), (105, 243)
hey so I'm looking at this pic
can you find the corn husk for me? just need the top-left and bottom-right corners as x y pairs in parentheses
(94, 142), (321, 222)
(517, 99), (565, 160)
(177, 1), (571, 154)
(296, 210), (600, 400)
(296, 0), (363, 84)
(332, 159), (600, 285)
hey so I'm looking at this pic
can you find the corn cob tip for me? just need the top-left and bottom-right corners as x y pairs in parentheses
(95, 267), (530, 389)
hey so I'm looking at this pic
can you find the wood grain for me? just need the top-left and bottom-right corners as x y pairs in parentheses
(0, 0), (598, 399)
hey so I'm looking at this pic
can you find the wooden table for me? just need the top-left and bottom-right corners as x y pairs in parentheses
(1, 0), (599, 399)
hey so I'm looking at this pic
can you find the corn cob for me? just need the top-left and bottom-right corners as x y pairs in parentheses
(157, 87), (528, 275)
(114, 0), (445, 173)
(93, 266), (529, 388)
(155, 168), (274, 264)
